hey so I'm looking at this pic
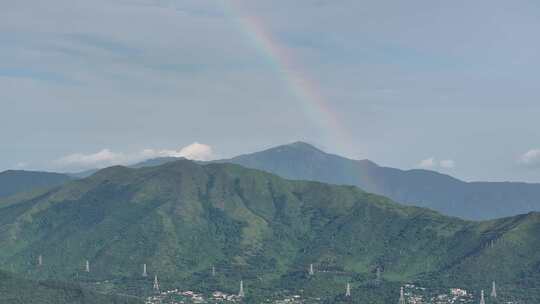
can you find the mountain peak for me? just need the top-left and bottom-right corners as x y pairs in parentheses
(287, 141), (320, 149)
(268, 141), (325, 154)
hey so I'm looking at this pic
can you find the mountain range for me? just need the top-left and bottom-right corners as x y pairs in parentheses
(2, 141), (540, 220)
(1, 159), (539, 303)
(219, 142), (540, 220)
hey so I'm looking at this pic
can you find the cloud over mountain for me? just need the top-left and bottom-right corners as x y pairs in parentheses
(519, 149), (540, 168)
(54, 142), (214, 171)
(418, 157), (455, 169)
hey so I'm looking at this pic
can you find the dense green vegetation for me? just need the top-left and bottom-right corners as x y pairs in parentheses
(0, 170), (72, 199)
(5, 142), (540, 221)
(219, 141), (540, 220)
(0, 270), (141, 304)
(0, 159), (539, 303)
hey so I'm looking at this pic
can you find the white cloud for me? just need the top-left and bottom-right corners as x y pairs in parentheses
(53, 142), (214, 171)
(140, 142), (214, 161)
(418, 157), (455, 169)
(440, 159), (455, 169)
(176, 142), (214, 161)
(419, 157), (436, 169)
(54, 149), (126, 170)
(519, 149), (540, 167)
(14, 162), (29, 169)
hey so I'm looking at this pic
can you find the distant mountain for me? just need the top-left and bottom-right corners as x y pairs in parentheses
(67, 168), (99, 179)
(0, 270), (140, 304)
(1, 159), (539, 302)
(131, 157), (183, 168)
(67, 157), (185, 179)
(6, 141), (540, 220)
(215, 142), (540, 220)
(0, 170), (72, 199)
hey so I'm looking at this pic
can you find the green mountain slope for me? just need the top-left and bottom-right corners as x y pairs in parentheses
(0, 170), (72, 199)
(0, 270), (141, 304)
(218, 142), (540, 220)
(10, 141), (539, 221)
(0, 160), (538, 303)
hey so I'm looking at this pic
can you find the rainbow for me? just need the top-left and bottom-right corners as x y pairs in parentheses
(219, 0), (354, 153)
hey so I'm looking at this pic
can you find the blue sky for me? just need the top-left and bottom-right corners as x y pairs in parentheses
(1, 0), (539, 182)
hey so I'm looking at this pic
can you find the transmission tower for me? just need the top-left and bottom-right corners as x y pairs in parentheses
(480, 290), (485, 304)
(491, 281), (497, 298)
(238, 280), (245, 297)
(153, 275), (160, 292)
(398, 287), (405, 304)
